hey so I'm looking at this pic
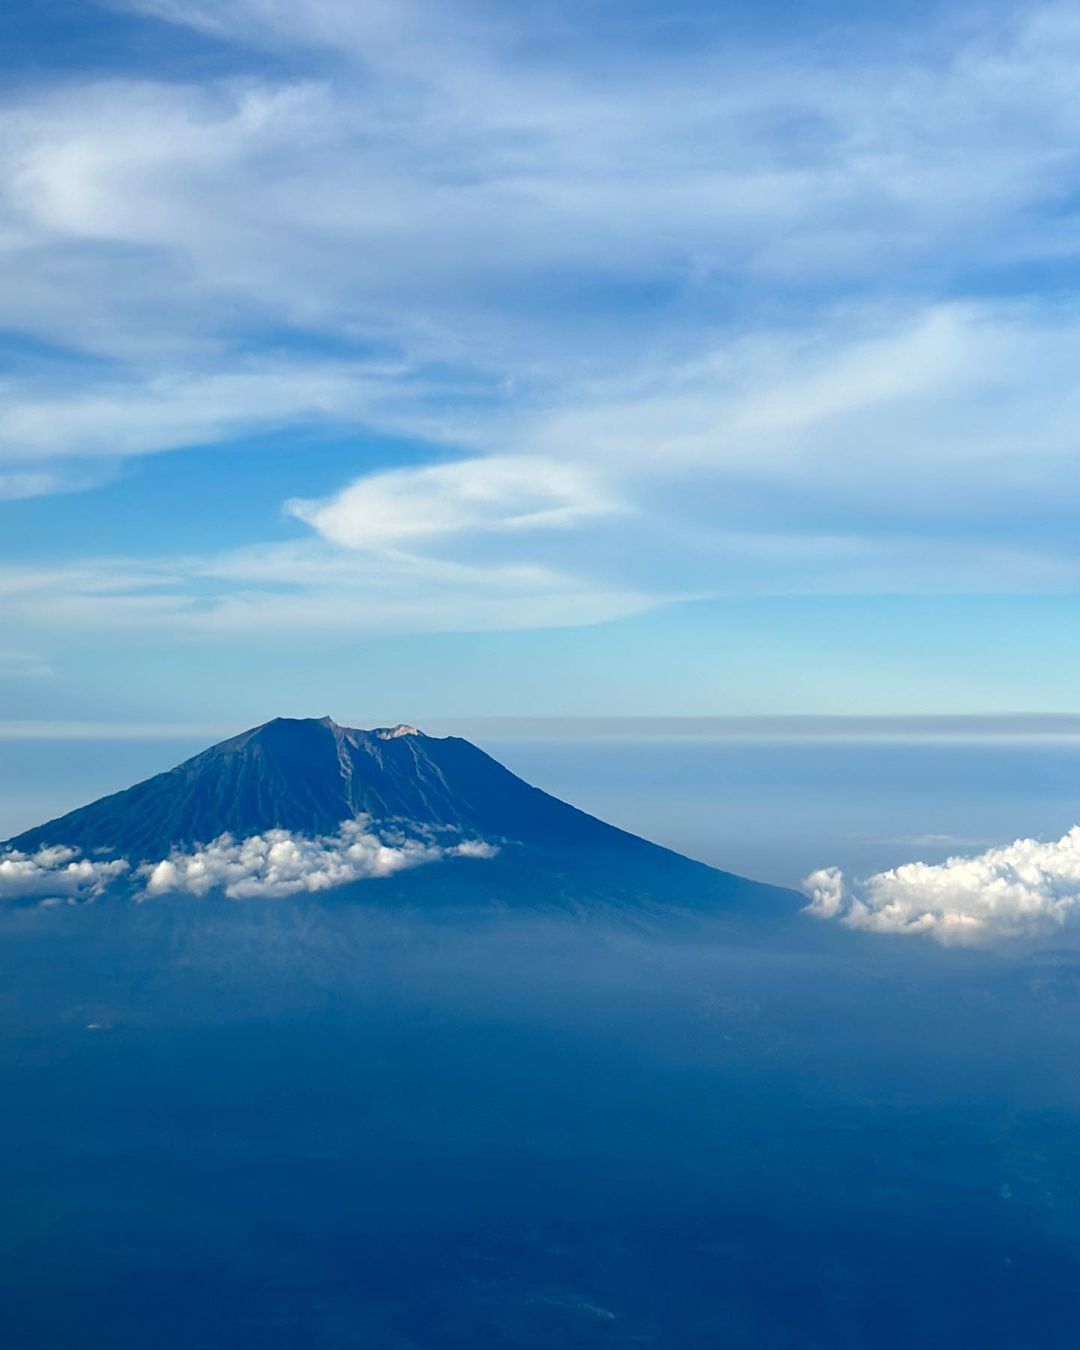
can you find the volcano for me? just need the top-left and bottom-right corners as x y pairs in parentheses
(4, 717), (797, 917)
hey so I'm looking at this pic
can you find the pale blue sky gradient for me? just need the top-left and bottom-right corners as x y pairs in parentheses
(3, 0), (1080, 720)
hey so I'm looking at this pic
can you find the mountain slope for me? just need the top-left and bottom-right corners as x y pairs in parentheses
(9, 718), (671, 859)
(4, 717), (801, 918)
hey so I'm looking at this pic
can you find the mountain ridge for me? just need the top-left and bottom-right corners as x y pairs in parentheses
(4, 716), (801, 919)
(6, 717), (689, 862)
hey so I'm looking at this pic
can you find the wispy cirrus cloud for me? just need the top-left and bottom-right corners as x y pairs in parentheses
(6, 3), (1080, 391)
(0, 543), (661, 637)
(4, 3), (1080, 642)
(0, 471), (72, 501)
(0, 361), (443, 462)
(288, 455), (625, 549)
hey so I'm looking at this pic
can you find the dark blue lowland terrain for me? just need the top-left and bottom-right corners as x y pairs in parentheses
(3, 721), (1080, 1348)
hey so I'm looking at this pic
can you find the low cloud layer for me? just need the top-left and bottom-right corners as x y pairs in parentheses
(0, 820), (498, 904)
(804, 826), (1080, 944)
(0, 845), (129, 903)
(142, 821), (498, 900)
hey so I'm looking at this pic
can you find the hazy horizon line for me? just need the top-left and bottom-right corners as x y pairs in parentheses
(9, 714), (1080, 744)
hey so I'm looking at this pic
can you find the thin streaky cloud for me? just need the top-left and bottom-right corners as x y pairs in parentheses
(1, 1), (1080, 711)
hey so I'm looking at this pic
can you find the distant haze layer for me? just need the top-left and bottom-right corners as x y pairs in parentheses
(5, 724), (1080, 893)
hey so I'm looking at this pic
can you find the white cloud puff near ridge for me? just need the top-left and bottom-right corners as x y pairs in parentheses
(0, 819), (498, 904)
(142, 820), (498, 899)
(803, 825), (1080, 944)
(0, 845), (129, 904)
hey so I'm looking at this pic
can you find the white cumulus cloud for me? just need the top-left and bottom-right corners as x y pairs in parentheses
(0, 845), (129, 903)
(0, 821), (497, 905)
(139, 819), (498, 900)
(803, 826), (1080, 944)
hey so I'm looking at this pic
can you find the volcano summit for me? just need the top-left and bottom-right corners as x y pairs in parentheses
(3, 717), (796, 916)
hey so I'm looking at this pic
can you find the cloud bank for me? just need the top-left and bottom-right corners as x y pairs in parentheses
(0, 846), (129, 904)
(0, 821), (497, 904)
(804, 826), (1080, 944)
(141, 821), (498, 900)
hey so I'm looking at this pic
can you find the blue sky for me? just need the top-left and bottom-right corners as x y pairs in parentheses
(4, 0), (1080, 727)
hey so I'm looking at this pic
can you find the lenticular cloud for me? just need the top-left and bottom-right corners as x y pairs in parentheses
(803, 825), (1080, 944)
(0, 820), (498, 904)
(140, 820), (498, 900)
